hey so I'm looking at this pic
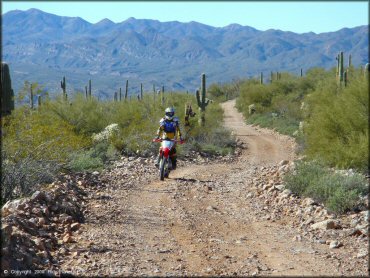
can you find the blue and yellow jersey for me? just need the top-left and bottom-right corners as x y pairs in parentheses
(157, 117), (182, 140)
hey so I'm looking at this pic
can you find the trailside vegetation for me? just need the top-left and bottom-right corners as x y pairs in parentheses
(2, 89), (235, 205)
(226, 62), (368, 214)
(235, 66), (368, 173)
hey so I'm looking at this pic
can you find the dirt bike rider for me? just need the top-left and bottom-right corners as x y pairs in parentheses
(154, 107), (183, 169)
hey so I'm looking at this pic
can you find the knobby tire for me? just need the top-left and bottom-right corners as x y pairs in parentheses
(159, 156), (165, 181)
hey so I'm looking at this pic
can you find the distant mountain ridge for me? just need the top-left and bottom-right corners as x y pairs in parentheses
(2, 9), (369, 99)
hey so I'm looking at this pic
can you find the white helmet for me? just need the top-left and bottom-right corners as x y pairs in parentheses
(165, 107), (175, 120)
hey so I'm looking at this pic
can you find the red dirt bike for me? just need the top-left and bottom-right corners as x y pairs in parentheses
(152, 138), (185, 180)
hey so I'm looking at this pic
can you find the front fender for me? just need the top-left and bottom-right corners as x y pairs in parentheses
(163, 147), (170, 158)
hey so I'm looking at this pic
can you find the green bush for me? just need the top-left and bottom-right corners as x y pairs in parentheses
(235, 66), (368, 173)
(238, 82), (273, 112)
(1, 103), (89, 203)
(68, 151), (104, 172)
(247, 113), (299, 135)
(2, 105), (89, 162)
(2, 89), (236, 204)
(1, 151), (58, 206)
(208, 80), (241, 102)
(236, 76), (309, 137)
(304, 75), (369, 172)
(284, 160), (368, 214)
(49, 94), (111, 135)
(208, 84), (224, 99)
(270, 93), (302, 120)
(180, 103), (236, 156)
(326, 187), (359, 214)
(284, 160), (327, 196)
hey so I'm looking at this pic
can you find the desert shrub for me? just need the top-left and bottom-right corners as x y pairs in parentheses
(238, 83), (273, 113)
(2, 89), (236, 203)
(92, 123), (120, 142)
(305, 67), (335, 87)
(284, 160), (327, 195)
(236, 77), (306, 136)
(1, 149), (59, 206)
(67, 140), (121, 172)
(1, 105), (89, 203)
(304, 75), (369, 172)
(208, 80), (241, 102)
(247, 113), (300, 135)
(208, 84), (224, 99)
(270, 93), (302, 120)
(326, 187), (359, 214)
(236, 67), (368, 173)
(284, 160), (368, 214)
(180, 103), (236, 156)
(67, 150), (104, 172)
(48, 94), (111, 135)
(2, 105), (89, 162)
(270, 79), (298, 96)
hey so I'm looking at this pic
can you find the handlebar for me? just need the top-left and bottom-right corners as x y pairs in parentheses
(152, 138), (185, 144)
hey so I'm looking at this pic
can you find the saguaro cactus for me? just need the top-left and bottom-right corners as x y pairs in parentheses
(88, 79), (92, 98)
(260, 72), (263, 84)
(61, 76), (67, 100)
(85, 86), (88, 99)
(348, 54), (352, 68)
(153, 84), (156, 102)
(161, 85), (165, 105)
(196, 73), (210, 126)
(140, 83), (143, 100)
(125, 80), (128, 101)
(276, 72), (281, 81)
(119, 87), (122, 101)
(30, 84), (34, 109)
(336, 51), (345, 86)
(1, 62), (15, 115)
(365, 63), (370, 78)
(184, 103), (196, 127)
(339, 51), (344, 83)
(300, 68), (303, 77)
(38, 95), (42, 107)
(336, 53), (340, 79)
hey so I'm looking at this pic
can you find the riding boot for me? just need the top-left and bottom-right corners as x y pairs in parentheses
(172, 157), (177, 170)
(154, 154), (160, 168)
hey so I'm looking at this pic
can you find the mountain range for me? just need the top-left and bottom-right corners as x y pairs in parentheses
(2, 8), (369, 99)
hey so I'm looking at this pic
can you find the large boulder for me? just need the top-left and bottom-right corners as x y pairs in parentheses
(310, 219), (341, 230)
(1, 198), (29, 217)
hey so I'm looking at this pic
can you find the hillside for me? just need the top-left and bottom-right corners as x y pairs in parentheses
(2, 8), (369, 99)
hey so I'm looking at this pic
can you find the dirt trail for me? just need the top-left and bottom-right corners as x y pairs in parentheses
(221, 100), (294, 165)
(60, 100), (351, 276)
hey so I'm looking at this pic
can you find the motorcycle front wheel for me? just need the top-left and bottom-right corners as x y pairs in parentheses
(159, 156), (166, 181)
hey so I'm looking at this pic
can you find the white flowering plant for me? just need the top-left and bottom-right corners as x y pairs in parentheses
(92, 123), (120, 143)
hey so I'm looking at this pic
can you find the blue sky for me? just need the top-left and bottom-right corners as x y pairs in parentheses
(2, 1), (368, 34)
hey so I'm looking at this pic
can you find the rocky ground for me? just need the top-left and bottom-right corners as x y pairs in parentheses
(1, 100), (369, 277)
